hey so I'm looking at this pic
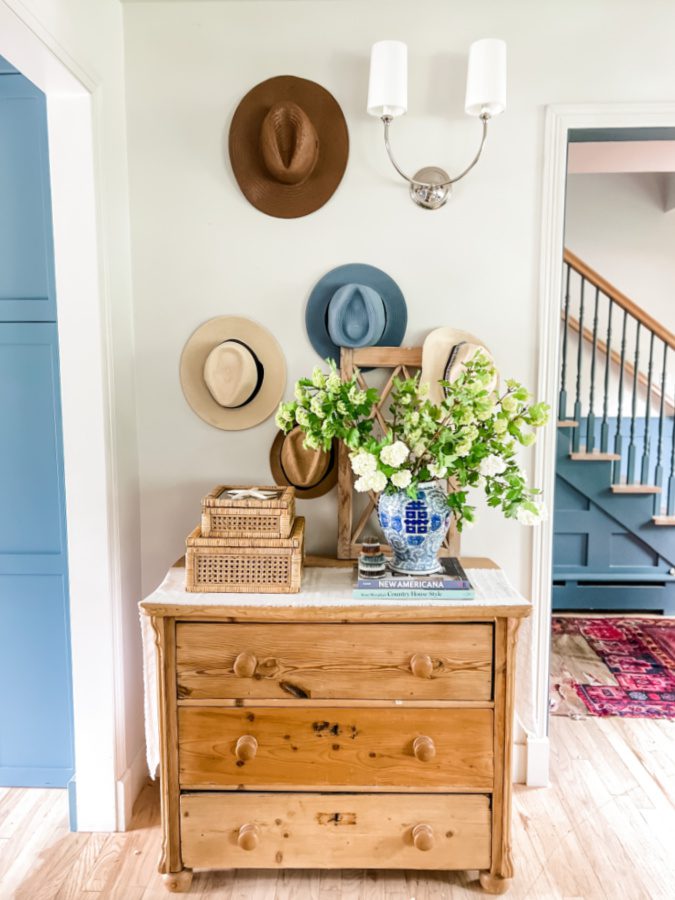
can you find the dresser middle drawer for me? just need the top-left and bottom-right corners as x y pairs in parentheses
(178, 706), (494, 790)
(176, 623), (493, 701)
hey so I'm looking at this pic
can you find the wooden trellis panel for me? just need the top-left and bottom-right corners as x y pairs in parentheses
(337, 346), (460, 560)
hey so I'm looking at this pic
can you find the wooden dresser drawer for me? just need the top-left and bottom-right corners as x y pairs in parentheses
(180, 792), (492, 870)
(178, 706), (493, 790)
(176, 623), (493, 701)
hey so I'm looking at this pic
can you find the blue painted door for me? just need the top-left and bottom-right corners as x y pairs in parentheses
(0, 65), (74, 787)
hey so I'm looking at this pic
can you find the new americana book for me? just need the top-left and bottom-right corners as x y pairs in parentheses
(354, 557), (475, 600)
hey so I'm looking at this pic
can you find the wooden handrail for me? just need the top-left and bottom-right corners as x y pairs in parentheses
(564, 313), (674, 415)
(564, 248), (675, 350)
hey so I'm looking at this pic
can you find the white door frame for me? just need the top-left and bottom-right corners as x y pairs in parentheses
(529, 102), (675, 786)
(0, 4), (125, 829)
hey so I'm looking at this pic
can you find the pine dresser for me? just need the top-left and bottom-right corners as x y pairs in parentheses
(140, 558), (531, 894)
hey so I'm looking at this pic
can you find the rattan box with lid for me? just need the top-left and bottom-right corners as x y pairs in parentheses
(201, 485), (295, 539)
(185, 517), (305, 593)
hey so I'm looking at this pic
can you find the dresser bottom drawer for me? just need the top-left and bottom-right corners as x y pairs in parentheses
(180, 792), (491, 870)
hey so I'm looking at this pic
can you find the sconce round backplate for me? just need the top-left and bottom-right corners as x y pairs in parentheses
(410, 167), (451, 210)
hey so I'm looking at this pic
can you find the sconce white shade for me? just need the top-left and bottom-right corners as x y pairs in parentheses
(367, 40), (407, 118)
(465, 38), (506, 117)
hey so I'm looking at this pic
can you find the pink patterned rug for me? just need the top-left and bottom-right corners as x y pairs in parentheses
(551, 617), (675, 719)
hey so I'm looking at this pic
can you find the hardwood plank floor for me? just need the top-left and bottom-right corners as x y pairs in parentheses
(1, 717), (673, 899)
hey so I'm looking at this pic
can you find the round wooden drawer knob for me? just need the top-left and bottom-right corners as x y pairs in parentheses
(410, 653), (433, 679)
(413, 735), (436, 762)
(412, 823), (435, 851)
(237, 823), (260, 851)
(235, 734), (258, 762)
(233, 650), (257, 678)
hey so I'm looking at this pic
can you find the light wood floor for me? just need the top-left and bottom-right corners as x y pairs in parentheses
(1, 716), (673, 899)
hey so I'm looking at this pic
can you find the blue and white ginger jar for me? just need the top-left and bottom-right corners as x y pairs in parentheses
(377, 480), (451, 575)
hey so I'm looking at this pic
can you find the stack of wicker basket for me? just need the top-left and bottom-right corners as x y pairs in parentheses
(185, 485), (304, 593)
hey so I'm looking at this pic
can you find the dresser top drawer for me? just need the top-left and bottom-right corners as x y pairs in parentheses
(180, 792), (491, 871)
(176, 622), (493, 702)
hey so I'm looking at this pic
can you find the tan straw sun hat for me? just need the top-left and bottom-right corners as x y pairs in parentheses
(180, 316), (286, 431)
(229, 75), (349, 218)
(420, 327), (497, 406)
(269, 427), (337, 499)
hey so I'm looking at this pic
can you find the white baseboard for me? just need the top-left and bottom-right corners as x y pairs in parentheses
(512, 740), (527, 784)
(513, 735), (550, 786)
(525, 734), (550, 787)
(116, 747), (148, 831)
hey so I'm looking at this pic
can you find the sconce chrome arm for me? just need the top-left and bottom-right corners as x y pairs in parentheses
(381, 112), (490, 209)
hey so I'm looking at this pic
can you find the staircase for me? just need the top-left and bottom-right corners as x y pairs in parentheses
(554, 249), (675, 614)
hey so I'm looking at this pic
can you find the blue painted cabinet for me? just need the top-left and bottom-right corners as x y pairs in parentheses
(0, 66), (74, 787)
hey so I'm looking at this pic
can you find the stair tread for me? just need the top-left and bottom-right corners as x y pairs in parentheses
(611, 484), (662, 494)
(569, 451), (621, 461)
(652, 515), (675, 526)
(557, 419), (579, 427)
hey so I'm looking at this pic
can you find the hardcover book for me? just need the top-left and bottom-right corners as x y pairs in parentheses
(354, 558), (475, 599)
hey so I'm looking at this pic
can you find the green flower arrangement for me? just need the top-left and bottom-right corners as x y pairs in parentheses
(276, 352), (549, 531)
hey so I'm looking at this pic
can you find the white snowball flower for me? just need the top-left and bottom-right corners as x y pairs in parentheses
(355, 470), (387, 493)
(380, 441), (410, 468)
(350, 451), (377, 477)
(310, 396), (326, 418)
(516, 502), (547, 526)
(428, 462), (447, 479)
(369, 470), (388, 493)
(326, 371), (341, 392)
(391, 470), (412, 489)
(478, 454), (508, 477)
(412, 441), (426, 459)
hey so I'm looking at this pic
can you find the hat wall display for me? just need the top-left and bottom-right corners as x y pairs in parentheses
(229, 75), (349, 218)
(180, 316), (286, 430)
(420, 326), (497, 406)
(269, 426), (337, 499)
(305, 263), (407, 364)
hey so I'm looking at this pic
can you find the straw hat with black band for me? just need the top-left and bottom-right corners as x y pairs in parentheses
(269, 427), (337, 499)
(180, 316), (286, 431)
(229, 75), (349, 219)
(420, 327), (498, 406)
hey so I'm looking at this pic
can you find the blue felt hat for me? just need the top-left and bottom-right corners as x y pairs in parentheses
(305, 263), (407, 364)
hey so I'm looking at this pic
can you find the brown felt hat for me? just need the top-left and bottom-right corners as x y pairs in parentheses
(229, 75), (349, 218)
(269, 427), (337, 499)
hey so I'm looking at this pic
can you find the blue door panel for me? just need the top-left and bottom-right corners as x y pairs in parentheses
(0, 75), (55, 322)
(0, 574), (73, 785)
(0, 325), (65, 557)
(0, 70), (73, 791)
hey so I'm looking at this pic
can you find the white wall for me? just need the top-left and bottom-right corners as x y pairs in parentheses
(560, 174), (675, 419)
(123, 0), (675, 602)
(0, 0), (143, 828)
(566, 172), (675, 332)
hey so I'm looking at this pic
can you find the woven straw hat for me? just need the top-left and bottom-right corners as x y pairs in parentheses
(229, 75), (349, 218)
(180, 316), (286, 430)
(269, 427), (337, 499)
(420, 327), (497, 406)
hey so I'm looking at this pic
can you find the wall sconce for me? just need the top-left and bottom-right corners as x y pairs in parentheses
(367, 39), (506, 209)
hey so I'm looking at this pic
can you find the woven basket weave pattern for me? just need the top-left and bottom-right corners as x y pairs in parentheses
(186, 517), (304, 594)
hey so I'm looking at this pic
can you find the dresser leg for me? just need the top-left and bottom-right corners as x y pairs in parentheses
(479, 872), (511, 894)
(162, 869), (193, 892)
